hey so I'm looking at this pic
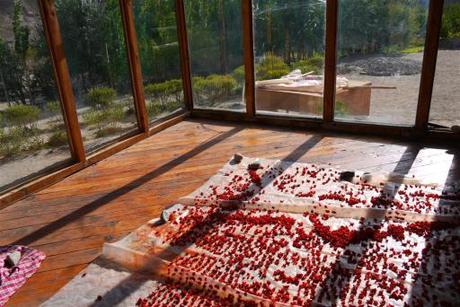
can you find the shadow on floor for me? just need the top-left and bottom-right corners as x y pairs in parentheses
(12, 126), (244, 246)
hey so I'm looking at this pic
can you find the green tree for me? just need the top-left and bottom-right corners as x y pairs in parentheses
(12, 0), (30, 60)
(440, 4), (460, 39)
(55, 0), (130, 96)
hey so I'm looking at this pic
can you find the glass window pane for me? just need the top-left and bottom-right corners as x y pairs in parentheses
(429, 2), (460, 129)
(185, 0), (245, 111)
(133, 0), (185, 123)
(0, 0), (72, 193)
(254, 0), (326, 118)
(56, 0), (139, 154)
(335, 1), (429, 126)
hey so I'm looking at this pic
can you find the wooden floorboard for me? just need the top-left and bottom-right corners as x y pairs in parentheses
(2, 119), (459, 306)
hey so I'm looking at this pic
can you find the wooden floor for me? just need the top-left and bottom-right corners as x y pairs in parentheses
(2, 119), (459, 306)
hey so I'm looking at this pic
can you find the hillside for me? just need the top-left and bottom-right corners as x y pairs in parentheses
(0, 0), (40, 43)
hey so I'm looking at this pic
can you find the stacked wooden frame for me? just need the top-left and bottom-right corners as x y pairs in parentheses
(0, 0), (453, 208)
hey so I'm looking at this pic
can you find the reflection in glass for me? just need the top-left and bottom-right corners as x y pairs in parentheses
(185, 0), (245, 111)
(133, 0), (185, 123)
(254, 0), (325, 118)
(0, 0), (71, 193)
(335, 0), (428, 125)
(56, 0), (138, 153)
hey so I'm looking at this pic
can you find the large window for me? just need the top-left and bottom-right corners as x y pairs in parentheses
(0, 0), (72, 193)
(56, 0), (139, 154)
(185, 0), (245, 111)
(429, 2), (460, 129)
(133, 0), (185, 124)
(334, 0), (429, 126)
(254, 0), (326, 118)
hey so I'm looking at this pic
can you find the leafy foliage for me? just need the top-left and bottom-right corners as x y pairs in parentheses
(337, 0), (427, 57)
(47, 130), (68, 148)
(254, 0), (325, 63)
(3, 104), (40, 127)
(291, 53), (324, 74)
(86, 87), (117, 109)
(55, 0), (130, 96)
(193, 75), (238, 104)
(46, 100), (61, 114)
(147, 99), (182, 118)
(232, 65), (245, 87)
(440, 4), (460, 39)
(0, 8), (56, 105)
(145, 79), (183, 105)
(0, 126), (44, 157)
(133, 0), (182, 83)
(256, 53), (290, 80)
(83, 104), (124, 129)
(81, 103), (126, 138)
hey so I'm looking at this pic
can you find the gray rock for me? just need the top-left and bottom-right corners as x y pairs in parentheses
(338, 55), (422, 76)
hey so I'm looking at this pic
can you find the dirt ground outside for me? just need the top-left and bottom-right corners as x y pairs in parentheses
(338, 50), (460, 127)
(429, 50), (460, 128)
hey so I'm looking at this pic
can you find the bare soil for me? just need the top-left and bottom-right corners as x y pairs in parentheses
(338, 50), (460, 127)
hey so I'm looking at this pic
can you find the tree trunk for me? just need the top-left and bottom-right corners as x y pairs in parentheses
(266, 3), (272, 52)
(218, 0), (228, 74)
(284, 28), (290, 63)
(0, 70), (10, 106)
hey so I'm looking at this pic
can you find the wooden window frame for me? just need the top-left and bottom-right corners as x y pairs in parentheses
(120, 0), (149, 133)
(242, 0), (256, 117)
(416, 0), (445, 131)
(175, 0), (194, 111)
(39, 0), (85, 162)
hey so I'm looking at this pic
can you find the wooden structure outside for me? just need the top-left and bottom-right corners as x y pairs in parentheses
(256, 80), (372, 116)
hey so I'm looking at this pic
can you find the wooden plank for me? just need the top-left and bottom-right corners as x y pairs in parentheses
(175, 0), (193, 110)
(119, 0), (149, 133)
(323, 0), (338, 122)
(241, 0), (256, 117)
(38, 0), (85, 162)
(0, 162), (82, 210)
(191, 108), (404, 138)
(415, 0), (445, 131)
(148, 110), (190, 136)
(86, 131), (146, 165)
